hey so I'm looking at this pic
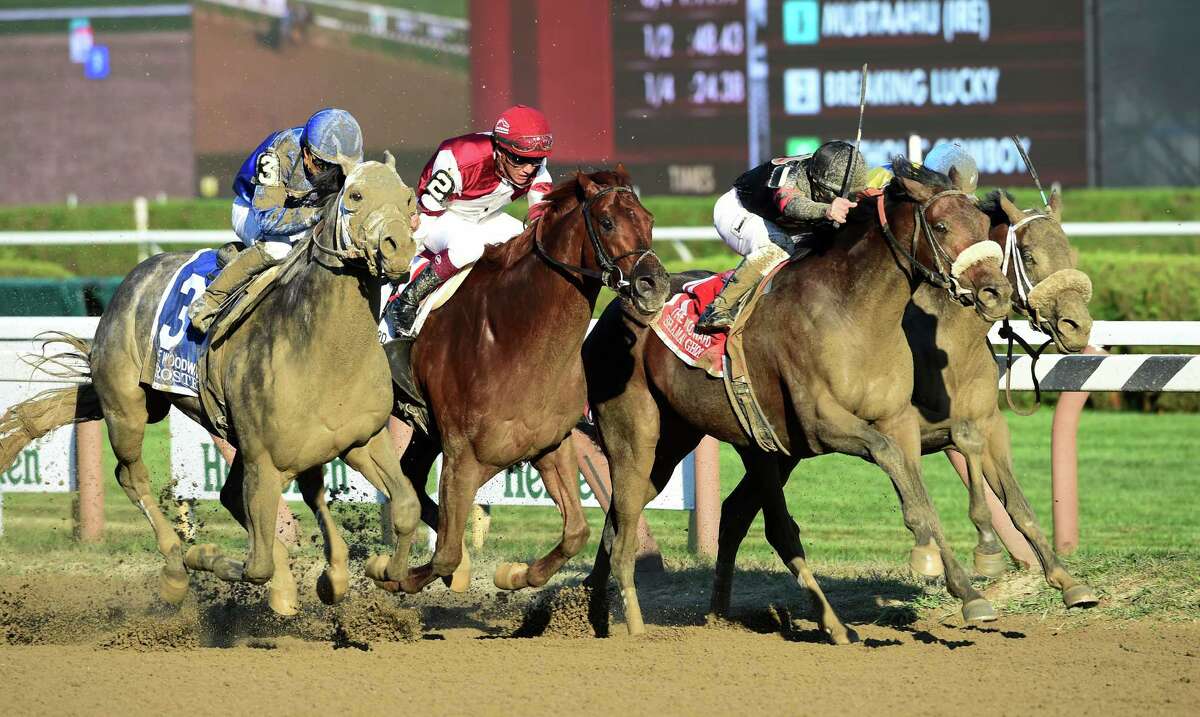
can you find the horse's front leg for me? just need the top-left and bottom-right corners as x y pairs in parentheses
(949, 422), (1008, 579)
(980, 413), (1098, 609)
(296, 466), (350, 605)
(343, 428), (422, 592)
(185, 452), (299, 615)
(494, 434), (590, 590)
(870, 409), (996, 623)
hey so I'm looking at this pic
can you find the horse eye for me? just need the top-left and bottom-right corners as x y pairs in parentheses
(933, 222), (948, 233)
(600, 217), (615, 231)
(350, 191), (363, 202)
(1021, 249), (1036, 264)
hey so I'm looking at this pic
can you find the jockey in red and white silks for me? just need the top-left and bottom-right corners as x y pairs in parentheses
(387, 105), (554, 338)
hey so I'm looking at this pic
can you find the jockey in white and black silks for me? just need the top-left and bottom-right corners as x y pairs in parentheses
(697, 140), (868, 333)
(188, 107), (364, 332)
(388, 104), (554, 338)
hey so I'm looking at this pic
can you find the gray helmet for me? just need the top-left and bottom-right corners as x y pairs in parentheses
(923, 142), (978, 195)
(806, 140), (868, 201)
(301, 108), (363, 176)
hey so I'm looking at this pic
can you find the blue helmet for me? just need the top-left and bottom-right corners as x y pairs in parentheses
(301, 108), (363, 175)
(923, 142), (978, 195)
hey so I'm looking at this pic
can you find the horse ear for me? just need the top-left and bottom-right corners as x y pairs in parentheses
(383, 150), (396, 171)
(615, 162), (632, 184)
(947, 166), (962, 191)
(998, 192), (1025, 224)
(1048, 187), (1063, 221)
(896, 175), (933, 203)
(577, 171), (600, 198)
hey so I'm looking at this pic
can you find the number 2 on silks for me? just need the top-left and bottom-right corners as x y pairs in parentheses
(427, 169), (454, 203)
(159, 274), (208, 351)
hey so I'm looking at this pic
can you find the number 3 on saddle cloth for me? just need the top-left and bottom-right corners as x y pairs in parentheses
(144, 249), (220, 397)
(650, 264), (790, 454)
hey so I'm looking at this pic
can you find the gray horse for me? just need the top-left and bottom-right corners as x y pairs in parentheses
(0, 157), (417, 615)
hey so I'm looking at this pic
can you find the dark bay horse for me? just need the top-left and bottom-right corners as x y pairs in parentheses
(584, 160), (1013, 643)
(375, 168), (670, 594)
(0, 159), (417, 615)
(710, 189), (1100, 623)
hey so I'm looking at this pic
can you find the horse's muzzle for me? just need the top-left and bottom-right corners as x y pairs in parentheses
(628, 260), (670, 316)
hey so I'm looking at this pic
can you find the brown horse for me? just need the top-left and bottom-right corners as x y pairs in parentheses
(584, 160), (1013, 643)
(709, 189), (1100, 623)
(0, 158), (418, 614)
(375, 168), (670, 594)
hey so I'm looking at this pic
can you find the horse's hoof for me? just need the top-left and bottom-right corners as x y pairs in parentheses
(825, 625), (860, 646)
(447, 548), (471, 593)
(909, 544), (944, 578)
(158, 566), (189, 605)
(973, 548), (1009, 578)
(371, 579), (402, 593)
(268, 589), (300, 617)
(1063, 584), (1099, 609)
(962, 598), (998, 623)
(316, 567), (349, 605)
(183, 543), (220, 571)
(494, 562), (529, 590)
(364, 554), (390, 582)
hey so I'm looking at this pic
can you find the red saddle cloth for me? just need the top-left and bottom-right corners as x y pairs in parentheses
(650, 270), (733, 378)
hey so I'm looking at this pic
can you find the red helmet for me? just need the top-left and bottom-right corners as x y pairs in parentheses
(493, 105), (554, 158)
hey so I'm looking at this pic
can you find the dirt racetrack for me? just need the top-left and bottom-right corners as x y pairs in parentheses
(3, 556), (1197, 716)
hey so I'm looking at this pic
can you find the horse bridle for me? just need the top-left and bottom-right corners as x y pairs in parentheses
(534, 185), (658, 297)
(997, 211), (1058, 416)
(310, 185), (403, 279)
(872, 187), (976, 302)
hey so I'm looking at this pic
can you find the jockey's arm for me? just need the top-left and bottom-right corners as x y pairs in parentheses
(251, 183), (322, 238)
(415, 148), (460, 218)
(525, 161), (554, 222)
(775, 171), (831, 227)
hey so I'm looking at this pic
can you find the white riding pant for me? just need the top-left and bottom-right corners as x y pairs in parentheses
(231, 197), (302, 260)
(712, 188), (796, 258)
(414, 209), (524, 268)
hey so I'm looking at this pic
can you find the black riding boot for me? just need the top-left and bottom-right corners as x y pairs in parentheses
(389, 269), (445, 338)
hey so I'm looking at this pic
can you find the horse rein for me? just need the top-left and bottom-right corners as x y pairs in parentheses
(998, 211), (1057, 416)
(872, 188), (973, 300)
(534, 185), (658, 297)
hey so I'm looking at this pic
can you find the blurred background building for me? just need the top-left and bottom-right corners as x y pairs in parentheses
(0, 0), (1197, 204)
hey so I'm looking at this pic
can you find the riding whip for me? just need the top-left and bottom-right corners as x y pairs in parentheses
(1010, 135), (1048, 207)
(840, 62), (869, 199)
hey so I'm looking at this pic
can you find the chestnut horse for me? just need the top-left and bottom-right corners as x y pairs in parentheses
(584, 160), (1013, 643)
(375, 168), (670, 594)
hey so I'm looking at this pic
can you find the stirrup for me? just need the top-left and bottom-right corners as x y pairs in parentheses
(695, 304), (735, 334)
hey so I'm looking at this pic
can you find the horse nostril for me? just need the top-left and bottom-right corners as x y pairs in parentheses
(1058, 317), (1080, 335)
(979, 286), (1001, 308)
(635, 275), (655, 296)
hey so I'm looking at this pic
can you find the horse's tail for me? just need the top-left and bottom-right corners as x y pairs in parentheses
(0, 332), (103, 470)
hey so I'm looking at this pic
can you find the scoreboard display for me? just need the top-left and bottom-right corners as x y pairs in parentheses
(611, 0), (1087, 194)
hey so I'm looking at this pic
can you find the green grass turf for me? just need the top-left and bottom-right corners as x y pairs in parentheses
(2, 410), (1195, 566)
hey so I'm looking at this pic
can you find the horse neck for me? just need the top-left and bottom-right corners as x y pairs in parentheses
(824, 204), (926, 327)
(279, 244), (378, 348)
(483, 208), (599, 352)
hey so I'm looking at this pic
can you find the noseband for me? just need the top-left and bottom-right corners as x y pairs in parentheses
(534, 185), (658, 297)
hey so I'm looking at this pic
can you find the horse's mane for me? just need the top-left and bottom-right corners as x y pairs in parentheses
(978, 189), (1018, 228)
(478, 169), (634, 271)
(887, 155), (957, 197)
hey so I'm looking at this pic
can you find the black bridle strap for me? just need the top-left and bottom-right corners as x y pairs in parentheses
(873, 189), (966, 292)
(533, 185), (656, 295)
(998, 316), (1054, 416)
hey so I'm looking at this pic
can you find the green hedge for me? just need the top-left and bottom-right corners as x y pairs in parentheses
(1079, 251), (1200, 322)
